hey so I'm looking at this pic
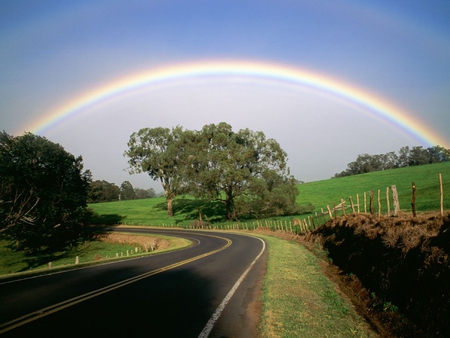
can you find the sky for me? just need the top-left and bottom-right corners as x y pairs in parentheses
(1, 0), (450, 193)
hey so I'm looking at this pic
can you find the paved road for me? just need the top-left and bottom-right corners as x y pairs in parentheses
(0, 229), (267, 337)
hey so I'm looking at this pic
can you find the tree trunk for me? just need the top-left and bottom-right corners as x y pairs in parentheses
(162, 178), (174, 218)
(225, 192), (234, 221)
(166, 197), (173, 217)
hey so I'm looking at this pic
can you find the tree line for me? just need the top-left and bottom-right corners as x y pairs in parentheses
(124, 122), (312, 221)
(87, 180), (158, 203)
(334, 145), (450, 178)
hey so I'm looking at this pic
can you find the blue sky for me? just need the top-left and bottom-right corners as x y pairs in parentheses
(1, 0), (449, 192)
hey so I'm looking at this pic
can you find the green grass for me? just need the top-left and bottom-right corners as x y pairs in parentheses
(258, 234), (376, 337)
(0, 234), (191, 277)
(89, 196), (226, 226)
(89, 162), (450, 228)
(296, 162), (450, 215)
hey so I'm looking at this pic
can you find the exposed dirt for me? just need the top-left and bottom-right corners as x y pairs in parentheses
(96, 233), (170, 252)
(254, 211), (450, 337)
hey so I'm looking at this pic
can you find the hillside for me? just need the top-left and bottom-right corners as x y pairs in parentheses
(89, 162), (450, 226)
(296, 162), (450, 216)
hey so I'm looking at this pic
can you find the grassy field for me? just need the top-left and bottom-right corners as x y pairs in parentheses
(258, 234), (376, 337)
(296, 161), (450, 215)
(89, 162), (450, 227)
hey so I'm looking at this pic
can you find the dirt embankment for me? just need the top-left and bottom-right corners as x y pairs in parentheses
(256, 212), (450, 337)
(96, 233), (170, 252)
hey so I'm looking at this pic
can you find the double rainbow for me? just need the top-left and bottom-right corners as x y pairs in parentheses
(26, 59), (447, 147)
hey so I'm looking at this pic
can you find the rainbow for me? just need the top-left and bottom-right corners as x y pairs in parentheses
(26, 59), (448, 147)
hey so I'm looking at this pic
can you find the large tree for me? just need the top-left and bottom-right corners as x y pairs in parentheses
(184, 123), (298, 220)
(234, 169), (310, 219)
(0, 132), (91, 252)
(124, 126), (185, 217)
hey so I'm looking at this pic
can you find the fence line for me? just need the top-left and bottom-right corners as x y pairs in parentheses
(114, 173), (446, 236)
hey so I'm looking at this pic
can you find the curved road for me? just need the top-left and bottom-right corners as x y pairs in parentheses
(0, 229), (267, 337)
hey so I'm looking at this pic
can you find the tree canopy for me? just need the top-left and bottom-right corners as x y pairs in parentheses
(124, 126), (186, 217)
(183, 123), (300, 220)
(88, 180), (154, 202)
(88, 180), (120, 203)
(125, 123), (306, 220)
(120, 180), (136, 200)
(0, 131), (91, 252)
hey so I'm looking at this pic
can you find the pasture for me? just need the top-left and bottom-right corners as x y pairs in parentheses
(89, 162), (450, 227)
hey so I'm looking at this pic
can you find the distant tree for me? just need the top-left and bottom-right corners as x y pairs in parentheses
(120, 181), (135, 200)
(343, 153), (379, 176)
(183, 123), (300, 220)
(334, 145), (450, 178)
(124, 126), (186, 217)
(147, 188), (156, 198)
(397, 146), (410, 167)
(409, 146), (430, 166)
(381, 151), (399, 170)
(134, 187), (149, 199)
(0, 131), (91, 252)
(88, 180), (120, 203)
(427, 145), (450, 163)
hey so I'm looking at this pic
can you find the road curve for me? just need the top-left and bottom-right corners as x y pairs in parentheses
(0, 229), (267, 338)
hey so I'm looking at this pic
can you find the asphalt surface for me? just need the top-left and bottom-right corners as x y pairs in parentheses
(0, 228), (267, 338)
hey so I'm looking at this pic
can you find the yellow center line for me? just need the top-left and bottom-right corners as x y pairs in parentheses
(0, 234), (232, 334)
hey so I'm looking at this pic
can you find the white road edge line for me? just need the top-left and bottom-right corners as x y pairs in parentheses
(198, 236), (266, 338)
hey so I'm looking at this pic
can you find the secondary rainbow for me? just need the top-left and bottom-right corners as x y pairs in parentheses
(26, 60), (447, 147)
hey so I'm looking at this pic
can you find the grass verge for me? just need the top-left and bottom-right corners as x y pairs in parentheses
(257, 234), (376, 337)
(0, 232), (192, 279)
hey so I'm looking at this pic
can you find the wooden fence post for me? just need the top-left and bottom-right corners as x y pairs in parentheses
(391, 185), (400, 216)
(364, 192), (367, 213)
(411, 182), (417, 217)
(327, 205), (333, 219)
(356, 194), (360, 213)
(386, 186), (390, 216)
(378, 189), (381, 217)
(439, 173), (444, 216)
(349, 196), (355, 213)
(303, 219), (308, 232)
(369, 190), (374, 215)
